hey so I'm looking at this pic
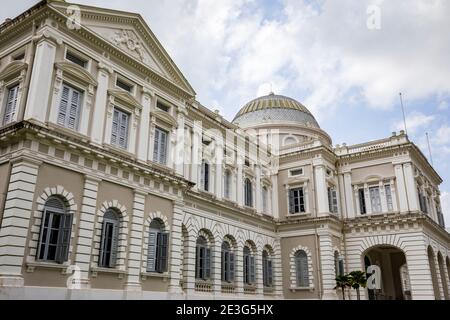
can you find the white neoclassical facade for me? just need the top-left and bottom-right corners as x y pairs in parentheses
(0, 0), (449, 300)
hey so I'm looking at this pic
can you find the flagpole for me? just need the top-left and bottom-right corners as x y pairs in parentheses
(399, 93), (408, 135)
(426, 132), (434, 166)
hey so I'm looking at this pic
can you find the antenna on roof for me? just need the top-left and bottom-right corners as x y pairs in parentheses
(426, 132), (434, 166)
(399, 93), (408, 135)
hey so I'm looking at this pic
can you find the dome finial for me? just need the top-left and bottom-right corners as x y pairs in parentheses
(269, 83), (274, 96)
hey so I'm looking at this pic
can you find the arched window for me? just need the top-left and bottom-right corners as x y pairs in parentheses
(262, 186), (269, 213)
(147, 219), (169, 273)
(221, 241), (235, 282)
(195, 236), (211, 280)
(224, 170), (232, 199)
(200, 161), (210, 192)
(244, 178), (253, 207)
(99, 209), (120, 268)
(262, 250), (273, 287)
(243, 246), (256, 285)
(37, 196), (72, 263)
(284, 136), (297, 146)
(295, 250), (309, 287)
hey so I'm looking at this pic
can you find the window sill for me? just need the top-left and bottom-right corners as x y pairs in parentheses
(46, 122), (90, 143)
(90, 266), (127, 279)
(26, 260), (70, 273)
(102, 143), (136, 160)
(140, 272), (170, 281)
(287, 212), (311, 218)
(290, 286), (314, 292)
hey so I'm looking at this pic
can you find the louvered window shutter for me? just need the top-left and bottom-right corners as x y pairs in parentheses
(118, 112), (128, 149)
(249, 256), (256, 284)
(58, 86), (70, 126)
(110, 220), (119, 267)
(111, 109), (119, 146)
(243, 254), (248, 283)
(147, 231), (157, 272)
(205, 248), (211, 279)
(159, 129), (167, 164)
(200, 163), (205, 189)
(195, 246), (201, 279)
(99, 221), (108, 267)
(55, 213), (73, 264)
(221, 250), (226, 281)
(157, 232), (169, 273)
(3, 85), (19, 125)
(153, 129), (160, 162)
(229, 252), (235, 281)
(267, 260), (273, 286)
(67, 90), (80, 130)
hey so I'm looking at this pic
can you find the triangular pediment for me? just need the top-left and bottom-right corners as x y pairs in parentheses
(48, 2), (195, 96)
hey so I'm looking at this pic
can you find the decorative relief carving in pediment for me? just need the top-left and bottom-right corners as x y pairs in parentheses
(112, 29), (147, 64)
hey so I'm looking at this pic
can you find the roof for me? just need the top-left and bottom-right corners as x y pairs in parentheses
(232, 93), (320, 128)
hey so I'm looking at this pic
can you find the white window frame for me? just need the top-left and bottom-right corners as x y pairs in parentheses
(63, 45), (91, 70)
(114, 74), (135, 96)
(288, 186), (306, 214)
(110, 106), (130, 150)
(153, 126), (169, 165)
(2, 83), (20, 126)
(369, 186), (382, 214)
(57, 83), (83, 131)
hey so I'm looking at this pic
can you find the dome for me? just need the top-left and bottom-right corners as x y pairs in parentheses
(232, 93), (320, 128)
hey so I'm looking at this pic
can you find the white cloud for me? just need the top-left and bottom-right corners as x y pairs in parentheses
(438, 100), (449, 110)
(392, 111), (435, 134)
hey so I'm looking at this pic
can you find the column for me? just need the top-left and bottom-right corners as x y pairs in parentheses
(24, 37), (57, 123)
(380, 181), (388, 213)
(191, 126), (201, 190)
(255, 166), (262, 213)
(125, 191), (146, 291)
(73, 176), (100, 288)
(403, 163), (419, 212)
(235, 246), (244, 296)
(137, 88), (152, 162)
(354, 186), (361, 216)
(271, 174), (279, 219)
(214, 140), (223, 200)
(394, 164), (409, 213)
(364, 183), (372, 214)
(168, 202), (184, 296)
(314, 165), (329, 215)
(91, 62), (112, 145)
(255, 251), (264, 296)
(184, 232), (197, 295)
(237, 161), (244, 207)
(390, 178), (399, 212)
(273, 243), (283, 298)
(318, 231), (338, 300)
(174, 110), (186, 175)
(212, 241), (222, 296)
(0, 157), (40, 287)
(344, 172), (354, 218)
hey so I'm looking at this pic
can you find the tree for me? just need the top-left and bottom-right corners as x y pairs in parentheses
(349, 271), (367, 300)
(335, 274), (351, 300)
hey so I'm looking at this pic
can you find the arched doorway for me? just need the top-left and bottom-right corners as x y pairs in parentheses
(363, 245), (411, 300)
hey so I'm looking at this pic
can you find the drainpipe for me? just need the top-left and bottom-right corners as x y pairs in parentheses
(311, 159), (323, 299)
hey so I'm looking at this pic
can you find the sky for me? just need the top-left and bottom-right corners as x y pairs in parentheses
(2, 0), (450, 226)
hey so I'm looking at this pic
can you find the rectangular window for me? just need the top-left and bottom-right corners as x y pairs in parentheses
(328, 187), (338, 213)
(358, 188), (367, 214)
(370, 186), (381, 213)
(65, 51), (87, 68)
(116, 78), (133, 93)
(385, 184), (393, 211)
(224, 171), (231, 199)
(262, 187), (269, 213)
(156, 102), (170, 113)
(2, 85), (19, 125)
(289, 188), (305, 214)
(153, 127), (168, 164)
(111, 107), (129, 149)
(57, 84), (82, 130)
(290, 168), (304, 176)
